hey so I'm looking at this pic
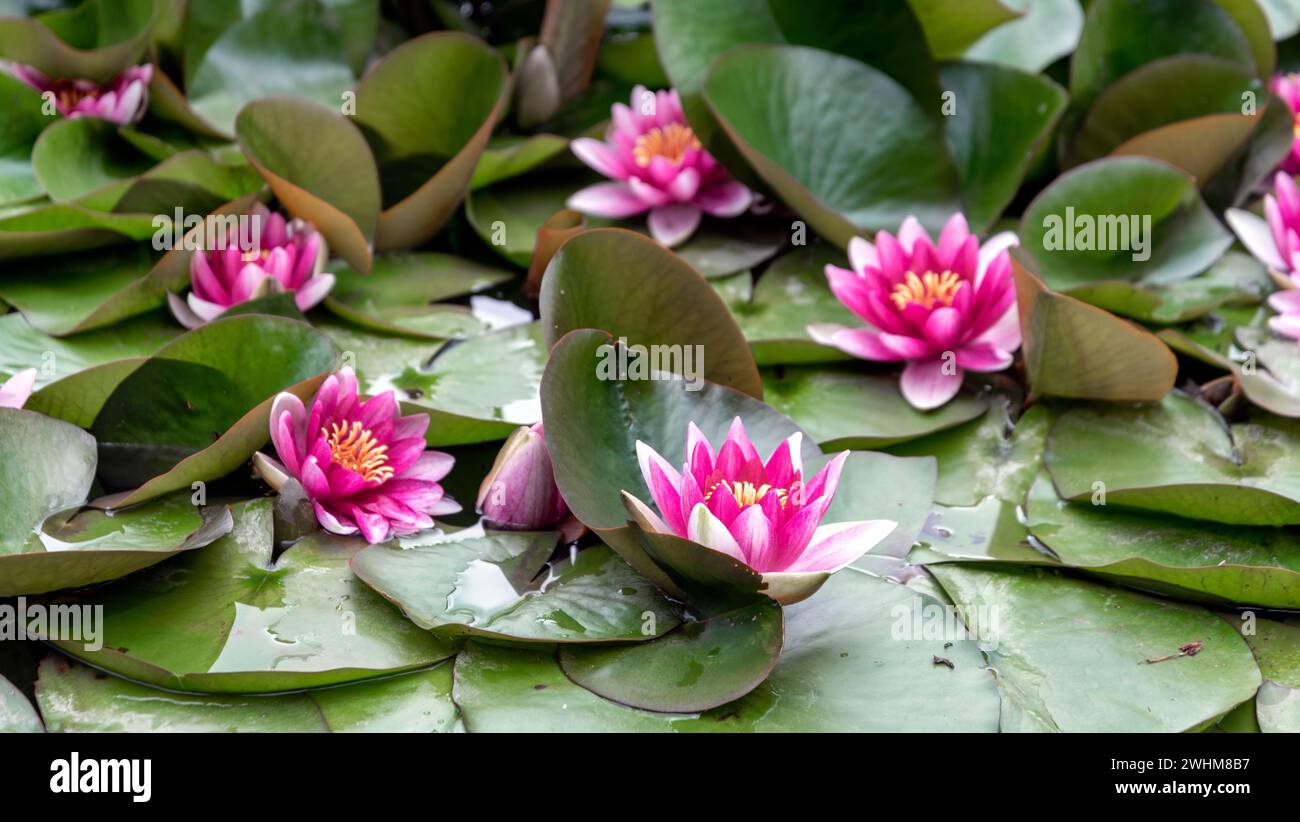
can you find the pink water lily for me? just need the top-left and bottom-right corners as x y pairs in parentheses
(168, 204), (335, 329)
(567, 85), (752, 247)
(623, 417), (894, 604)
(808, 213), (1021, 411)
(257, 367), (459, 544)
(0, 369), (36, 409)
(1227, 172), (1300, 286)
(476, 422), (570, 530)
(6, 63), (152, 124)
(1272, 73), (1300, 175)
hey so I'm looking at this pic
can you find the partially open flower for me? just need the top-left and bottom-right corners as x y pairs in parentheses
(0, 369), (36, 409)
(258, 367), (459, 544)
(623, 417), (894, 604)
(1227, 172), (1300, 286)
(168, 204), (335, 329)
(476, 422), (570, 530)
(567, 85), (752, 247)
(809, 214), (1020, 410)
(6, 62), (152, 124)
(1272, 73), (1300, 176)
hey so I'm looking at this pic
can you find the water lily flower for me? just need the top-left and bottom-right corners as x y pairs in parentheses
(567, 85), (752, 247)
(257, 367), (459, 544)
(167, 204), (335, 329)
(476, 422), (570, 530)
(0, 369), (36, 409)
(5, 62), (152, 124)
(623, 417), (895, 604)
(808, 214), (1020, 411)
(1227, 172), (1300, 286)
(1272, 73), (1300, 175)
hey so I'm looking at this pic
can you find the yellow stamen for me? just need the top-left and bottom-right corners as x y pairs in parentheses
(633, 123), (701, 167)
(323, 420), (393, 483)
(704, 480), (790, 508)
(890, 270), (963, 311)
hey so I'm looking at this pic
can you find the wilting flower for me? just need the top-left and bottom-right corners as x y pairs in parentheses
(1227, 172), (1300, 284)
(168, 204), (335, 329)
(567, 85), (752, 247)
(808, 214), (1020, 411)
(6, 63), (152, 124)
(1272, 74), (1300, 175)
(623, 417), (894, 604)
(476, 422), (569, 530)
(0, 369), (36, 409)
(258, 367), (459, 544)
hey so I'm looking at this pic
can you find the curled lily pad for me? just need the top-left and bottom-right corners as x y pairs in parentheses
(354, 32), (508, 251)
(704, 44), (961, 245)
(236, 97), (381, 274)
(52, 499), (458, 693)
(0, 203), (158, 259)
(963, 0), (1084, 73)
(0, 0), (155, 82)
(540, 228), (762, 397)
(88, 314), (339, 506)
(1045, 390), (1300, 526)
(351, 529), (681, 643)
(558, 597), (783, 712)
(0, 73), (48, 208)
(471, 133), (572, 191)
(908, 0), (1020, 58)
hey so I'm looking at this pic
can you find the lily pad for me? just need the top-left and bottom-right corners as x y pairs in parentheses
(0, 73), (48, 209)
(908, 0), (1020, 58)
(0, 0), (155, 82)
(1228, 616), (1300, 732)
(929, 563), (1261, 731)
(1045, 390), (1300, 526)
(453, 570), (1002, 731)
(541, 228), (762, 397)
(353, 530), (680, 643)
(0, 203), (158, 259)
(704, 44), (961, 246)
(0, 673), (41, 732)
(354, 31), (508, 251)
(762, 366), (990, 449)
(963, 0), (1084, 73)
(236, 97), (381, 274)
(52, 499), (458, 693)
(471, 133), (571, 191)
(557, 597), (783, 712)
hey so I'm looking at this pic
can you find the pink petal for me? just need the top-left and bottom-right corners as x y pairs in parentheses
(293, 273), (334, 311)
(686, 503), (747, 564)
(729, 505), (775, 570)
(695, 179), (752, 218)
(403, 450), (454, 483)
(0, 368), (37, 409)
(784, 520), (897, 573)
(955, 343), (1013, 372)
(647, 203), (701, 247)
(847, 236), (878, 273)
(923, 306), (963, 350)
(1229, 208), (1288, 272)
(899, 357), (964, 410)
(567, 182), (649, 218)
(313, 501), (359, 535)
(570, 137), (627, 179)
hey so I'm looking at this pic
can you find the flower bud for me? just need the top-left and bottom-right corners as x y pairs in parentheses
(477, 423), (569, 530)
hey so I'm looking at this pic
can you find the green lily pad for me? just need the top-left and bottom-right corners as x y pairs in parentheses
(1021, 473), (1300, 608)
(0, 310), (177, 389)
(354, 31), (508, 251)
(558, 597), (783, 712)
(908, 0), (1020, 58)
(1020, 158), (1233, 293)
(704, 44), (961, 246)
(1069, 0), (1256, 114)
(390, 322), (546, 446)
(0, 73), (48, 209)
(0, 673), (41, 732)
(0, 0), (155, 82)
(762, 366), (990, 449)
(471, 133), (571, 191)
(0, 245), (161, 336)
(236, 97), (380, 274)
(540, 228), (762, 397)
(715, 244), (857, 365)
(1236, 324), (1300, 417)
(963, 0), (1084, 73)
(1045, 390), (1300, 526)
(929, 563), (1261, 731)
(466, 171), (593, 268)
(653, 0), (942, 143)
(187, 0), (356, 136)
(1227, 616), (1300, 732)
(454, 570), (1002, 731)
(30, 117), (153, 204)
(0, 202), (158, 259)
(939, 61), (1067, 230)
(52, 499), (458, 693)
(89, 314), (339, 506)
(352, 530), (681, 643)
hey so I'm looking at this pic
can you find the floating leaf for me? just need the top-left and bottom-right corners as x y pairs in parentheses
(0, 674), (41, 732)
(963, 0), (1084, 73)
(0, 0), (155, 82)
